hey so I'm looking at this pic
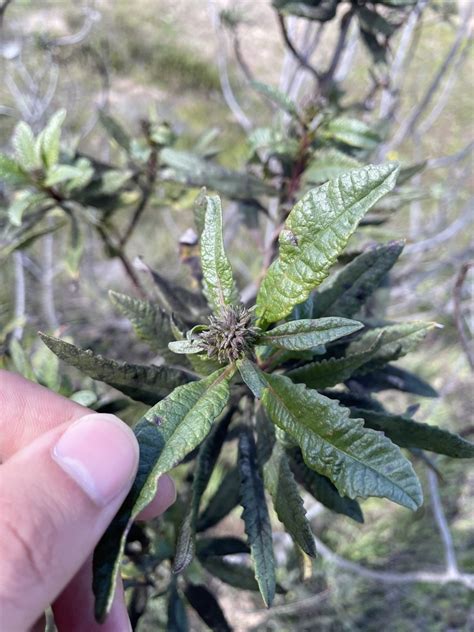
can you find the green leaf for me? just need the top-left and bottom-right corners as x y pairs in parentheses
(93, 367), (234, 621)
(99, 110), (131, 152)
(168, 339), (206, 355)
(353, 364), (438, 398)
(167, 580), (189, 632)
(323, 117), (381, 150)
(200, 557), (286, 595)
(183, 584), (231, 632)
(39, 334), (193, 405)
(44, 164), (89, 187)
(289, 448), (364, 523)
(258, 317), (363, 351)
(348, 321), (437, 373)
(199, 194), (239, 312)
(109, 291), (177, 361)
(273, 0), (338, 21)
(197, 466), (241, 532)
(287, 334), (383, 389)
(303, 148), (361, 185)
(8, 192), (46, 227)
(9, 338), (35, 381)
(251, 80), (299, 117)
(196, 537), (250, 558)
(256, 162), (400, 326)
(238, 426), (276, 607)
(312, 241), (405, 318)
(350, 408), (474, 458)
(12, 121), (40, 170)
(65, 214), (84, 278)
(0, 153), (29, 185)
(174, 413), (232, 573)
(36, 109), (66, 168)
(256, 411), (316, 557)
(160, 148), (274, 200)
(260, 371), (423, 509)
(357, 6), (398, 37)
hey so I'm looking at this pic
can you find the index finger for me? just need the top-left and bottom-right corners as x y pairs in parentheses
(0, 370), (88, 461)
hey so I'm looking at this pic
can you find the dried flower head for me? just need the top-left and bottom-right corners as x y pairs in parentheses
(199, 305), (260, 364)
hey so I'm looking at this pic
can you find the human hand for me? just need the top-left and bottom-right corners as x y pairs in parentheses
(0, 370), (176, 632)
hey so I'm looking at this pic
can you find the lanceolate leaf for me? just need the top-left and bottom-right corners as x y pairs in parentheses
(167, 580), (189, 632)
(174, 412), (233, 573)
(238, 427), (276, 607)
(184, 584), (232, 632)
(200, 557), (286, 595)
(353, 364), (438, 398)
(289, 449), (364, 523)
(109, 291), (176, 361)
(302, 148), (361, 185)
(256, 411), (316, 557)
(12, 121), (40, 171)
(196, 467), (241, 532)
(39, 334), (193, 405)
(36, 109), (66, 168)
(323, 117), (380, 150)
(258, 317), (363, 351)
(312, 241), (404, 318)
(93, 367), (234, 621)
(200, 194), (239, 312)
(260, 372), (423, 509)
(348, 321), (437, 372)
(287, 334), (383, 389)
(251, 80), (299, 117)
(350, 408), (474, 458)
(256, 163), (400, 326)
(0, 153), (29, 185)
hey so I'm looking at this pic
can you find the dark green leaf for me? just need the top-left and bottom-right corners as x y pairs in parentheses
(109, 291), (176, 361)
(200, 557), (286, 594)
(258, 317), (363, 351)
(312, 241), (404, 318)
(167, 580), (189, 632)
(348, 321), (437, 373)
(260, 371), (423, 509)
(200, 194), (239, 311)
(256, 163), (399, 326)
(39, 334), (193, 405)
(289, 448), (364, 523)
(174, 412), (233, 573)
(196, 537), (250, 558)
(197, 467), (241, 532)
(273, 0), (339, 21)
(238, 426), (276, 606)
(184, 584), (232, 632)
(287, 334), (383, 388)
(160, 148), (274, 200)
(256, 411), (316, 557)
(351, 408), (474, 458)
(99, 110), (131, 152)
(93, 367), (234, 621)
(353, 364), (438, 398)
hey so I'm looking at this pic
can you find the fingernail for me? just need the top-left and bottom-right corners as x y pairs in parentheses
(157, 474), (177, 510)
(52, 414), (139, 506)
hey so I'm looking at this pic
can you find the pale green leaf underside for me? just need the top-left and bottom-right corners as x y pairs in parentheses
(256, 162), (400, 326)
(258, 317), (363, 351)
(200, 194), (239, 311)
(93, 367), (234, 621)
(239, 427), (276, 607)
(260, 372), (423, 510)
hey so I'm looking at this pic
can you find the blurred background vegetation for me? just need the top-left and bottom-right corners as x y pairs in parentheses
(0, 1), (473, 630)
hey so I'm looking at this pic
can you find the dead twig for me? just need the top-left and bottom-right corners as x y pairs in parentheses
(453, 262), (474, 371)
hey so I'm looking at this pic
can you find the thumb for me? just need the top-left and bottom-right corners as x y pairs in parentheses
(0, 413), (139, 631)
